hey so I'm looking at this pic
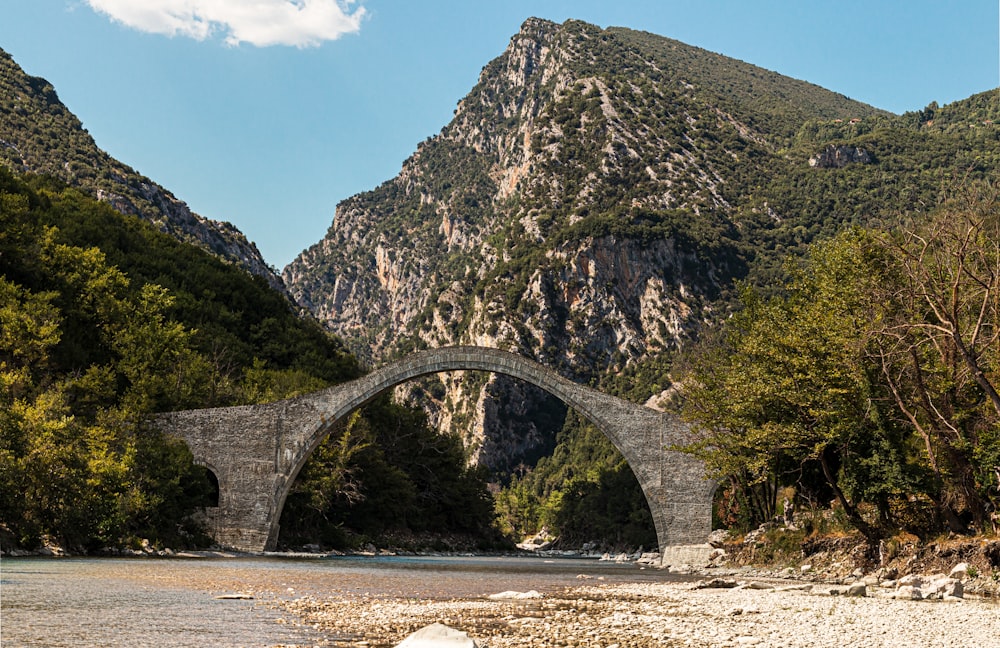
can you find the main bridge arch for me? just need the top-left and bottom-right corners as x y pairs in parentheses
(156, 346), (714, 559)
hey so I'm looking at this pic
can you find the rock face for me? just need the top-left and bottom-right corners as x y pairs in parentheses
(808, 144), (873, 168)
(0, 49), (282, 292)
(282, 18), (885, 471)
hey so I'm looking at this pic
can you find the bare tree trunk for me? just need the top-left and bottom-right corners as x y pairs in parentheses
(819, 449), (879, 542)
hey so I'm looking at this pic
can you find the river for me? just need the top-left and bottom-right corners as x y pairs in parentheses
(0, 554), (686, 646)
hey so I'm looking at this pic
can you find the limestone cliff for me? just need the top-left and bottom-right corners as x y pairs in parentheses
(283, 18), (886, 472)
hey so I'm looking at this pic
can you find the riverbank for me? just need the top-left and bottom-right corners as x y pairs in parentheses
(275, 575), (1000, 648)
(4, 551), (998, 647)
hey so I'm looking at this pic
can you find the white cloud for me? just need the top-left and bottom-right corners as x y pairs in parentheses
(86, 0), (366, 47)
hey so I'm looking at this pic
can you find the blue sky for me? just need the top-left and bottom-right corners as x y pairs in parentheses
(1, 1), (997, 270)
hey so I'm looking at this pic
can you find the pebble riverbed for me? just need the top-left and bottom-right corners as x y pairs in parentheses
(273, 578), (1000, 648)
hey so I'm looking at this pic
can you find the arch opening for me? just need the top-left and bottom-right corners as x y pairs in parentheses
(189, 463), (220, 508)
(274, 356), (663, 552)
(501, 410), (659, 551)
(275, 392), (499, 550)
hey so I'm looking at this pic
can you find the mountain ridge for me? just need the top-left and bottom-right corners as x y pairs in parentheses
(0, 48), (283, 292)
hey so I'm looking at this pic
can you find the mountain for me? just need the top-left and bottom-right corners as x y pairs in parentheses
(284, 17), (917, 474)
(284, 18), (999, 476)
(0, 48), (282, 291)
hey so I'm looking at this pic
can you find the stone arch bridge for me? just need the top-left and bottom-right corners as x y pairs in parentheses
(156, 346), (715, 560)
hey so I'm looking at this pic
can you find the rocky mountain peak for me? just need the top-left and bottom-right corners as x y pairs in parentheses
(281, 18), (887, 472)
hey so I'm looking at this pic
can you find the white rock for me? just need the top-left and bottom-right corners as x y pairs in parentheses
(894, 585), (924, 600)
(925, 577), (963, 599)
(395, 623), (478, 648)
(948, 563), (970, 580)
(898, 574), (924, 588)
(487, 590), (542, 600)
(707, 529), (729, 547)
(636, 552), (661, 566)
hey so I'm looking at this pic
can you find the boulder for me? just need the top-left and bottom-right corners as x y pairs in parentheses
(924, 577), (963, 600)
(948, 563), (970, 580)
(395, 623), (478, 648)
(487, 590), (542, 600)
(636, 552), (661, 566)
(809, 144), (873, 168)
(894, 585), (924, 600)
(707, 529), (729, 548)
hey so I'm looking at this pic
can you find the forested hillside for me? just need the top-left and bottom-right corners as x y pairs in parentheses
(0, 168), (495, 551)
(682, 183), (1000, 542)
(0, 49), (281, 290)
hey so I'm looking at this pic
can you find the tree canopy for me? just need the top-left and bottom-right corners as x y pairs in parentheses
(680, 182), (1000, 541)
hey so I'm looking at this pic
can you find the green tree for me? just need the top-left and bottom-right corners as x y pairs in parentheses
(681, 231), (910, 540)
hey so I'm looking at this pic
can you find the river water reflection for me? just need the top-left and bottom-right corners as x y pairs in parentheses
(1, 554), (688, 646)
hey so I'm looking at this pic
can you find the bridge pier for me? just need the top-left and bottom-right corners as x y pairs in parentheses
(199, 461), (282, 551)
(156, 346), (715, 556)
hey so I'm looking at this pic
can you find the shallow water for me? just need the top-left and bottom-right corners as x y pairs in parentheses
(0, 554), (685, 646)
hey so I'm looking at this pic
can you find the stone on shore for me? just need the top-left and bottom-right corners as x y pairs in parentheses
(278, 575), (1000, 648)
(893, 584), (924, 600)
(395, 623), (478, 648)
(948, 562), (970, 580)
(635, 551), (661, 566)
(487, 590), (542, 600)
(887, 573), (964, 600)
